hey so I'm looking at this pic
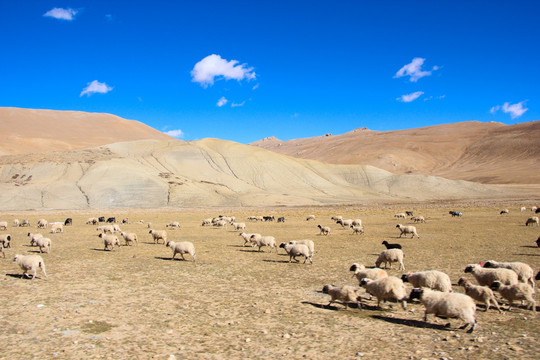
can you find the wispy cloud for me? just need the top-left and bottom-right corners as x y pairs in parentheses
(231, 101), (246, 107)
(490, 101), (528, 119)
(397, 91), (424, 103)
(216, 96), (228, 107)
(44, 8), (78, 21)
(80, 80), (113, 97)
(424, 94), (446, 101)
(164, 129), (184, 138)
(191, 54), (256, 87)
(394, 57), (438, 82)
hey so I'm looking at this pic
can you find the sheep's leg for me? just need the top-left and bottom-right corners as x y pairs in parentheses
(180, 253), (185, 261)
(171, 252), (176, 260)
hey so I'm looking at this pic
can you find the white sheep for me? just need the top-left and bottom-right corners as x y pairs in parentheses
(35, 237), (52, 253)
(288, 240), (315, 257)
(239, 232), (256, 247)
(201, 218), (212, 226)
(525, 216), (539, 226)
(13, 254), (48, 280)
(0, 221), (7, 230)
(396, 224), (419, 238)
(232, 222), (246, 231)
(214, 220), (228, 228)
(149, 229), (167, 244)
(251, 235), (277, 252)
(532, 206), (538, 212)
(37, 219), (48, 229)
(412, 216), (426, 223)
(120, 232), (138, 246)
(520, 206), (526, 212)
(350, 225), (364, 235)
(306, 215), (316, 221)
(409, 288), (477, 332)
(28, 232), (43, 246)
(147, 222), (152, 228)
(86, 217), (98, 225)
(13, 219), (20, 227)
(500, 209), (509, 215)
(352, 219), (362, 226)
(394, 213), (406, 219)
(317, 224), (330, 235)
(166, 221), (180, 229)
(19, 219), (30, 227)
(349, 263), (388, 285)
(279, 242), (312, 264)
(0, 234), (12, 249)
(166, 241), (196, 262)
(331, 215), (343, 222)
(337, 219), (353, 228)
(375, 248), (405, 270)
(99, 233), (121, 251)
(401, 270), (452, 292)
(483, 260), (535, 289)
(322, 285), (361, 309)
(112, 224), (122, 233)
(464, 264), (518, 287)
(359, 276), (407, 310)
(50, 223), (63, 233)
(457, 277), (501, 313)
(490, 281), (536, 312)
(97, 225), (114, 234)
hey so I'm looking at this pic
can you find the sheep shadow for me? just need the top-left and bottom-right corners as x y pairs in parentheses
(371, 315), (449, 331)
(154, 256), (190, 262)
(520, 245), (538, 249)
(262, 259), (297, 264)
(5, 273), (34, 280)
(227, 245), (247, 248)
(90, 248), (115, 252)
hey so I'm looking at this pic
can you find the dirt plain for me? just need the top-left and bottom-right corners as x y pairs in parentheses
(1, 201), (539, 360)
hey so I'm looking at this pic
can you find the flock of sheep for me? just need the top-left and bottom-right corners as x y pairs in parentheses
(1, 205), (539, 335)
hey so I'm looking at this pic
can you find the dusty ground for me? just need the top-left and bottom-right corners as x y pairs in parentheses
(1, 202), (539, 359)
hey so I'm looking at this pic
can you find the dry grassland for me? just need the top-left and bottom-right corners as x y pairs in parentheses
(1, 204), (539, 360)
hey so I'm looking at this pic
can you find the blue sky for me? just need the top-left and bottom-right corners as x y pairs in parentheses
(1, 1), (539, 143)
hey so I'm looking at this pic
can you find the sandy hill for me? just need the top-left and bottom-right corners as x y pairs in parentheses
(0, 107), (172, 155)
(251, 121), (540, 185)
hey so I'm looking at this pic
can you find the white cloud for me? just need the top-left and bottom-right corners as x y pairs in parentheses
(80, 80), (113, 97)
(397, 91), (424, 103)
(231, 101), (245, 107)
(394, 57), (437, 82)
(44, 8), (78, 21)
(191, 54), (256, 87)
(490, 105), (500, 114)
(490, 101), (528, 119)
(216, 96), (228, 107)
(164, 129), (184, 138)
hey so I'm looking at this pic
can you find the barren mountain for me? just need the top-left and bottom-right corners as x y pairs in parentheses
(251, 121), (540, 185)
(0, 107), (172, 155)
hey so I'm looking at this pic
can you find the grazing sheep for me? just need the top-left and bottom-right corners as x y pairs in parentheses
(0, 234), (12, 249)
(401, 270), (452, 292)
(350, 225), (364, 235)
(490, 281), (536, 312)
(375, 248), (405, 270)
(106, 217), (116, 223)
(98, 217), (106, 222)
(19, 219), (30, 227)
(166, 241), (196, 262)
(457, 277), (501, 313)
(337, 219), (353, 228)
(306, 215), (316, 221)
(121, 218), (129, 224)
(331, 216), (343, 222)
(359, 277), (407, 310)
(412, 216), (426, 223)
(0, 221), (7, 230)
(394, 213), (406, 219)
(86, 217), (99, 225)
(13, 219), (20, 227)
(97, 225), (114, 234)
(50, 223), (63, 233)
(349, 263), (388, 285)
(35, 237), (52, 253)
(351, 219), (362, 226)
(231, 222), (246, 231)
(464, 264), (518, 287)
(201, 218), (212, 226)
(483, 260), (535, 289)
(64, 218), (72, 226)
(322, 285), (361, 309)
(525, 216), (539, 226)
(500, 209), (509, 215)
(381, 240), (402, 249)
(13, 254), (48, 280)
(99, 233), (121, 251)
(279, 242), (312, 264)
(288, 240), (315, 257)
(120, 232), (138, 246)
(251, 235), (277, 253)
(406, 211), (414, 217)
(317, 224), (331, 235)
(166, 221), (180, 229)
(396, 224), (419, 239)
(239, 232), (256, 247)
(409, 288), (477, 332)
(37, 219), (48, 229)
(149, 229), (167, 244)
(277, 217), (285, 223)
(263, 216), (275, 222)
(449, 211), (463, 217)
(214, 220), (228, 228)
(28, 232), (43, 246)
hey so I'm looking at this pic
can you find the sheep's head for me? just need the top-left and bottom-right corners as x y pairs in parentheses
(279, 242), (287, 249)
(457, 277), (467, 286)
(13, 254), (20, 262)
(482, 261), (495, 268)
(359, 278), (371, 287)
(408, 288), (424, 301)
(401, 273), (410, 282)
(322, 285), (331, 294)
(490, 281), (502, 291)
(395, 224), (402, 228)
(464, 264), (477, 273)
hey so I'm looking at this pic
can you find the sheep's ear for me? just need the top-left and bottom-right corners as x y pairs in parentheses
(478, 262), (483, 266)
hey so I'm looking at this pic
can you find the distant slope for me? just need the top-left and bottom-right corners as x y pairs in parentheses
(251, 121), (540, 184)
(0, 138), (508, 210)
(0, 107), (172, 155)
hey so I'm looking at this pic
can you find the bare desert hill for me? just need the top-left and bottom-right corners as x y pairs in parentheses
(0, 107), (172, 155)
(251, 121), (540, 185)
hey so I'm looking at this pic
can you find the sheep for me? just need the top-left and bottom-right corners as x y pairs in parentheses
(166, 221), (180, 229)
(317, 224), (331, 235)
(406, 211), (414, 217)
(375, 248), (405, 270)
(349, 263), (388, 285)
(239, 232), (256, 247)
(28, 232), (43, 246)
(457, 277), (501, 313)
(35, 237), (52, 253)
(337, 219), (353, 228)
(351, 219), (362, 226)
(409, 288), (477, 332)
(322, 285), (361, 309)
(520, 206), (526, 212)
(412, 216), (426, 223)
(37, 219), (48, 229)
(112, 224), (122, 232)
(359, 277), (407, 310)
(99, 233), (121, 251)
(350, 225), (364, 235)
(106, 217), (116, 223)
(13, 254), (48, 280)
(279, 242), (312, 264)
(394, 213), (406, 219)
(247, 216), (259, 221)
(122, 218), (129, 224)
(263, 216), (275, 222)
(277, 217), (285, 223)
(120, 232), (138, 246)
(381, 240), (402, 249)
(147, 222), (152, 228)
(533, 206), (538, 212)
(500, 209), (509, 215)
(0, 221), (7, 230)
(97, 225), (114, 234)
(490, 281), (536, 312)
(331, 215), (343, 222)
(288, 239), (315, 257)
(396, 224), (419, 239)
(464, 264), (518, 287)
(19, 219), (30, 227)
(251, 235), (277, 253)
(86, 217), (98, 225)
(525, 216), (539, 226)
(13, 219), (20, 227)
(0, 234), (12, 249)
(166, 241), (196, 262)
(482, 260), (535, 289)
(214, 220), (228, 228)
(98, 216), (106, 222)
(201, 218), (212, 226)
(149, 229), (167, 244)
(401, 270), (452, 292)
(50, 223), (63, 233)
(449, 211), (463, 217)
(231, 222), (246, 231)
(64, 218), (72, 226)
(306, 215), (316, 221)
